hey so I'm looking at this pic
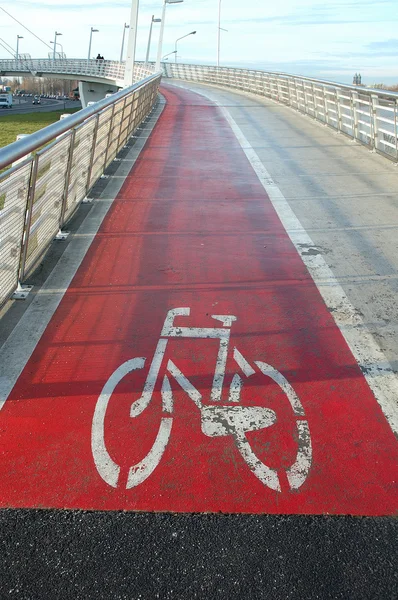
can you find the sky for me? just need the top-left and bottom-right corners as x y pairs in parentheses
(0, 0), (397, 85)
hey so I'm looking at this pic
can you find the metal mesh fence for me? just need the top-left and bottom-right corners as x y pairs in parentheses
(0, 162), (31, 306)
(0, 74), (161, 308)
(163, 63), (398, 162)
(64, 117), (97, 223)
(23, 135), (71, 277)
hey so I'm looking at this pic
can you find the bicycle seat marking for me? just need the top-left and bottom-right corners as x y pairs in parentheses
(92, 307), (312, 492)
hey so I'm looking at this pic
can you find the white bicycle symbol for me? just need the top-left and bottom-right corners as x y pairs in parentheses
(92, 308), (312, 492)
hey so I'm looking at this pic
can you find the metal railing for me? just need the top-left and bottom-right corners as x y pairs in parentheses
(0, 58), (155, 84)
(0, 72), (161, 308)
(163, 63), (398, 162)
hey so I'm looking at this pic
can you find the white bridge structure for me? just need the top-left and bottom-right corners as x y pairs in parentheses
(0, 58), (154, 106)
(1, 58), (398, 162)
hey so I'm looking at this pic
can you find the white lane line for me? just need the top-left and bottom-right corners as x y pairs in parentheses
(170, 82), (398, 436)
(0, 102), (165, 412)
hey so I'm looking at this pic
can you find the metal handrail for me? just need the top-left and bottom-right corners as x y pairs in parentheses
(162, 63), (398, 99)
(0, 58), (155, 87)
(0, 72), (161, 171)
(0, 71), (162, 309)
(0, 58), (126, 80)
(162, 63), (398, 162)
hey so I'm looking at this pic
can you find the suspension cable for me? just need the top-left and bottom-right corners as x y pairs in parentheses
(0, 36), (15, 55)
(0, 6), (53, 51)
(0, 40), (15, 57)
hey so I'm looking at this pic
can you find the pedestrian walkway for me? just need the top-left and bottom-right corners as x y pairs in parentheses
(0, 84), (396, 515)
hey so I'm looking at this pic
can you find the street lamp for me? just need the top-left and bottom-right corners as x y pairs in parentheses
(124, 0), (140, 86)
(175, 31), (196, 63)
(162, 51), (177, 60)
(120, 23), (129, 63)
(156, 0), (183, 71)
(88, 27), (99, 61)
(16, 35), (23, 60)
(50, 40), (64, 57)
(217, 0), (228, 67)
(53, 31), (62, 61)
(145, 15), (161, 66)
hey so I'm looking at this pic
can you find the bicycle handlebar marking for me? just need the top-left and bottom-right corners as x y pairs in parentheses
(92, 307), (312, 492)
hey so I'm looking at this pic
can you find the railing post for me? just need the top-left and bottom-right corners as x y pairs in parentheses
(351, 91), (359, 141)
(310, 82), (316, 117)
(322, 85), (329, 125)
(394, 100), (398, 162)
(86, 114), (100, 194)
(128, 91), (138, 136)
(103, 103), (116, 170)
(336, 89), (343, 133)
(19, 155), (39, 282)
(371, 94), (379, 152)
(287, 77), (293, 107)
(302, 82), (309, 115)
(58, 129), (76, 232)
(116, 97), (128, 152)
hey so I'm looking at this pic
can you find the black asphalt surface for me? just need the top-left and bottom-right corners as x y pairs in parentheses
(0, 98), (81, 117)
(1, 510), (396, 600)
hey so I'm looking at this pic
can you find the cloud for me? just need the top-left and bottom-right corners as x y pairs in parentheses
(1, 1), (130, 9)
(226, 10), (397, 27)
(367, 38), (398, 50)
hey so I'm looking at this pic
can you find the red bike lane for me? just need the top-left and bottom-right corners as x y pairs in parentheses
(0, 85), (396, 514)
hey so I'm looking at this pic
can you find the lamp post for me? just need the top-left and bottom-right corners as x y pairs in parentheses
(53, 31), (62, 61)
(87, 27), (98, 61)
(124, 0), (140, 86)
(16, 35), (23, 60)
(175, 30), (196, 63)
(50, 40), (64, 57)
(217, 0), (221, 67)
(120, 23), (129, 63)
(145, 15), (161, 66)
(162, 51), (177, 60)
(156, 0), (183, 72)
(217, 0), (228, 67)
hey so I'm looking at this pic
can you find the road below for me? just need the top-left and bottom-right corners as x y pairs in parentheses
(0, 98), (81, 117)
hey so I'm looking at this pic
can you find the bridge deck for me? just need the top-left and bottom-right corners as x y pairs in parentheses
(0, 83), (396, 516)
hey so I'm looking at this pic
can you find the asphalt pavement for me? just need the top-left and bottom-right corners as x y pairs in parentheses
(1, 511), (396, 600)
(0, 97), (81, 117)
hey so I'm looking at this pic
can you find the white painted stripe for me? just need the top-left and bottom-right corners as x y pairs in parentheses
(228, 373), (243, 403)
(175, 83), (398, 437)
(286, 420), (312, 490)
(131, 338), (167, 417)
(126, 417), (173, 489)
(255, 361), (305, 417)
(92, 357), (145, 488)
(234, 431), (281, 492)
(161, 375), (173, 413)
(233, 348), (255, 377)
(167, 360), (202, 408)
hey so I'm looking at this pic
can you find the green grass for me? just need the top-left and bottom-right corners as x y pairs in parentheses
(0, 109), (80, 149)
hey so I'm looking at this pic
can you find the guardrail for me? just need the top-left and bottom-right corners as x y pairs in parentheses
(163, 63), (398, 162)
(0, 58), (154, 84)
(0, 72), (161, 308)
